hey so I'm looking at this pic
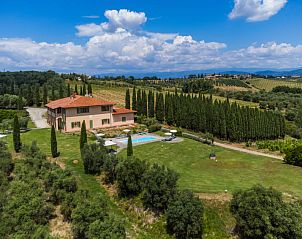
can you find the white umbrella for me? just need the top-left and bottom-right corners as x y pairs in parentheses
(123, 129), (131, 134)
(104, 141), (117, 147)
(96, 133), (105, 138)
(170, 130), (177, 134)
(165, 132), (172, 136)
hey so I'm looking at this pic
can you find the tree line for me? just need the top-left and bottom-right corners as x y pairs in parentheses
(126, 88), (285, 142)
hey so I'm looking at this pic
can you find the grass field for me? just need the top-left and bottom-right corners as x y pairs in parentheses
(120, 139), (302, 196)
(248, 78), (302, 91)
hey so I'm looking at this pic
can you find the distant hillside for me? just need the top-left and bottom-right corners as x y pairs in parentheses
(96, 68), (302, 78)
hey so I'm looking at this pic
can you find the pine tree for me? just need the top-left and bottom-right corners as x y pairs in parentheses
(132, 87), (137, 110)
(125, 89), (131, 109)
(127, 134), (133, 157)
(80, 120), (87, 150)
(13, 115), (21, 152)
(43, 84), (48, 105)
(51, 125), (60, 158)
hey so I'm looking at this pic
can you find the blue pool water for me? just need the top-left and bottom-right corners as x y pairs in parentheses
(120, 136), (157, 144)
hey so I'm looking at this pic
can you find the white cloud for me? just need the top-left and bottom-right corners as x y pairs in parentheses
(76, 9), (147, 37)
(0, 9), (301, 73)
(229, 0), (287, 22)
(82, 15), (100, 19)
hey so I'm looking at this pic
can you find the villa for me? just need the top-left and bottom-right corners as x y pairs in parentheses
(46, 94), (136, 132)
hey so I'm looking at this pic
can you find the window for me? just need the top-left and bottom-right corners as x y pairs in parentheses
(77, 107), (89, 114)
(90, 120), (93, 129)
(71, 122), (81, 129)
(57, 108), (62, 114)
(122, 117), (127, 122)
(102, 119), (110, 125)
(101, 105), (110, 112)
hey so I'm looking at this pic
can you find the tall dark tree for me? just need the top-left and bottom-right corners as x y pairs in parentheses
(148, 91), (155, 118)
(132, 87), (137, 110)
(51, 125), (60, 158)
(43, 84), (48, 105)
(80, 121), (87, 150)
(87, 83), (92, 95)
(34, 84), (41, 106)
(51, 86), (55, 101)
(13, 115), (21, 153)
(83, 84), (87, 96)
(137, 89), (142, 115)
(125, 89), (131, 109)
(142, 90), (148, 116)
(67, 83), (71, 97)
(80, 86), (83, 96)
(75, 84), (78, 94)
(127, 134), (133, 157)
(59, 84), (64, 98)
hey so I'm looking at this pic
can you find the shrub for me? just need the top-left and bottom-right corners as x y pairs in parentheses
(103, 155), (119, 185)
(116, 157), (148, 198)
(231, 185), (302, 239)
(148, 124), (162, 133)
(284, 145), (302, 167)
(82, 143), (107, 174)
(166, 190), (204, 239)
(142, 164), (179, 213)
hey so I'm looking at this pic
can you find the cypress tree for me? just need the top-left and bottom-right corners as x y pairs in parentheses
(59, 84), (64, 98)
(83, 84), (87, 96)
(51, 86), (55, 101)
(67, 83), (71, 96)
(51, 125), (59, 158)
(43, 84), (48, 105)
(80, 120), (87, 150)
(142, 90), (148, 116)
(127, 134), (133, 157)
(137, 89), (142, 115)
(125, 89), (131, 109)
(88, 83), (92, 95)
(148, 91), (154, 118)
(27, 85), (34, 106)
(34, 84), (41, 106)
(75, 84), (78, 94)
(13, 115), (21, 153)
(80, 86), (83, 96)
(132, 87), (137, 110)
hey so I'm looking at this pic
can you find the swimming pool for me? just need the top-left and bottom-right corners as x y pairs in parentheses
(120, 136), (157, 144)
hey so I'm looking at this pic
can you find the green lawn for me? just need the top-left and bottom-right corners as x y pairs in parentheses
(120, 139), (302, 196)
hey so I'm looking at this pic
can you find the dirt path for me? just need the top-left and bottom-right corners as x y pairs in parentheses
(26, 107), (49, 128)
(214, 142), (283, 160)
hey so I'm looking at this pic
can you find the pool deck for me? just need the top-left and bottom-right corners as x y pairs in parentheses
(109, 133), (164, 148)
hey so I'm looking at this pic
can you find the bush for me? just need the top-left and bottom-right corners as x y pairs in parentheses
(148, 124), (162, 133)
(166, 190), (204, 239)
(284, 145), (302, 167)
(87, 215), (126, 239)
(116, 157), (148, 198)
(231, 185), (302, 239)
(82, 143), (107, 174)
(142, 164), (179, 213)
(103, 155), (119, 185)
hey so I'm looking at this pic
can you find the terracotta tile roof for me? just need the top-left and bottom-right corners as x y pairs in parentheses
(113, 107), (137, 115)
(46, 95), (114, 109)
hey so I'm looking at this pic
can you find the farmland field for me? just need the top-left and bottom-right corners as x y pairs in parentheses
(248, 78), (302, 91)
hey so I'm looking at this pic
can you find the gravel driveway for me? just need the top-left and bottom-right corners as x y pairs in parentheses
(26, 107), (49, 129)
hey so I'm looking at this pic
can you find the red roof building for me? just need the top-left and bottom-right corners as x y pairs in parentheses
(46, 95), (136, 132)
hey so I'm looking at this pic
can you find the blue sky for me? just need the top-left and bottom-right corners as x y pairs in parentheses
(0, 0), (301, 73)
